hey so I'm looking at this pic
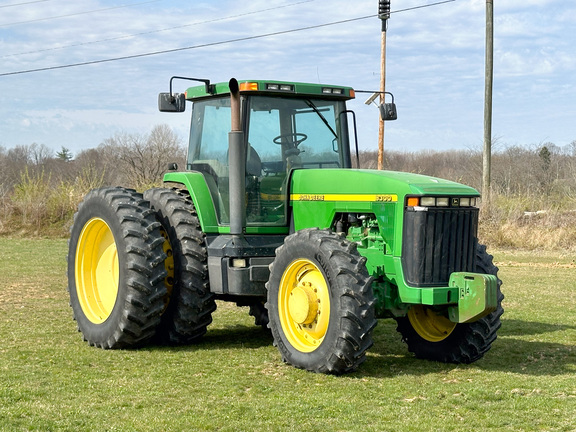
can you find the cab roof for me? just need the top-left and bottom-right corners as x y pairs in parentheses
(185, 79), (355, 101)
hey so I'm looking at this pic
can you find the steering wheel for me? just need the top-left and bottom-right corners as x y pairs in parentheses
(273, 133), (308, 147)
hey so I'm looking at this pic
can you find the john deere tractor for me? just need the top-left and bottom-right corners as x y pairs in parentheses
(67, 77), (503, 374)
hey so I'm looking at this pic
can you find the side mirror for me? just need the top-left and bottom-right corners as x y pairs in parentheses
(167, 162), (178, 171)
(380, 102), (398, 121)
(158, 92), (186, 112)
(377, 92), (397, 121)
(379, 102), (397, 121)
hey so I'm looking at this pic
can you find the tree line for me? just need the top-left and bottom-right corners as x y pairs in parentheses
(0, 124), (185, 234)
(357, 141), (576, 200)
(0, 124), (575, 245)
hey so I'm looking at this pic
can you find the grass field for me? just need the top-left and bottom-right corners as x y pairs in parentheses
(0, 238), (574, 431)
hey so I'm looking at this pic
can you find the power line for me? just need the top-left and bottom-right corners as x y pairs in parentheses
(0, 0), (163, 27)
(0, 0), (456, 77)
(0, 17), (370, 77)
(0, 0), (52, 8)
(1, 0), (315, 59)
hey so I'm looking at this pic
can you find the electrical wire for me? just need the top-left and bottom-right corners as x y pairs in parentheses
(1, 0), (316, 59)
(0, 0), (52, 8)
(0, 0), (163, 27)
(0, 0), (456, 77)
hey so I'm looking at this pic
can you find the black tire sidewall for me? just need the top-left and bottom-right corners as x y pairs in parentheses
(144, 187), (215, 344)
(68, 190), (129, 345)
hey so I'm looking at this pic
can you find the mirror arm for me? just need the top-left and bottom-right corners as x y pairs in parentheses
(169, 76), (215, 99)
(356, 90), (395, 105)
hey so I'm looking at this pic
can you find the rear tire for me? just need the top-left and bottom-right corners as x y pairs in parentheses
(144, 188), (216, 344)
(266, 228), (376, 374)
(67, 187), (167, 348)
(395, 244), (504, 363)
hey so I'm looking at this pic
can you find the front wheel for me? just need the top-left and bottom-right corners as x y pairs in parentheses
(395, 244), (504, 363)
(266, 228), (377, 374)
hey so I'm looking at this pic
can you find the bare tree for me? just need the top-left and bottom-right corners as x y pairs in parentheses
(98, 124), (185, 189)
(29, 143), (53, 166)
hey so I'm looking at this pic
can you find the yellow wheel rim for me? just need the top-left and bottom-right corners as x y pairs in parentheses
(160, 228), (174, 313)
(408, 305), (456, 342)
(75, 218), (119, 324)
(278, 258), (330, 353)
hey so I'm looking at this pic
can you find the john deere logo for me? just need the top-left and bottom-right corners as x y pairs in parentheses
(452, 198), (459, 207)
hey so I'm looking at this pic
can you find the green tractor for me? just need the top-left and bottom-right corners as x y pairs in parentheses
(67, 77), (503, 374)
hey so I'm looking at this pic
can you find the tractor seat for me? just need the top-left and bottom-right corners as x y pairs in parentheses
(246, 145), (262, 177)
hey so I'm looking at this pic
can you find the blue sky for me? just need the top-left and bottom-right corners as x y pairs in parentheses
(0, 0), (574, 156)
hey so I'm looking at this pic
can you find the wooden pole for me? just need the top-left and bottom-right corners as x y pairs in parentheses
(378, 28), (386, 170)
(482, 0), (494, 203)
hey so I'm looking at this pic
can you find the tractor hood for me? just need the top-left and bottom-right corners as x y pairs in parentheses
(290, 169), (480, 198)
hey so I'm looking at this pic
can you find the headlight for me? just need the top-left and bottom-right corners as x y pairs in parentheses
(420, 197), (436, 207)
(407, 196), (478, 208)
(436, 197), (449, 207)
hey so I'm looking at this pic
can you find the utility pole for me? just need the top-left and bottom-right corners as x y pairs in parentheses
(378, 0), (391, 170)
(482, 0), (494, 204)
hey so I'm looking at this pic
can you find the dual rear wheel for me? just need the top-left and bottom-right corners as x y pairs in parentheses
(68, 187), (215, 348)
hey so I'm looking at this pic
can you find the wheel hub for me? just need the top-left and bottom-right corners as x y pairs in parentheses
(288, 282), (318, 325)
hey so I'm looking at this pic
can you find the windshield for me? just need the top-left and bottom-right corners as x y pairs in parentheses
(247, 96), (350, 171)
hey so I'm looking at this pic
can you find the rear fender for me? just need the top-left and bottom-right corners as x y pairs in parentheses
(163, 172), (219, 233)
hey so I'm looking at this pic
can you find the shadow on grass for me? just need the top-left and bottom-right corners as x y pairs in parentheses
(498, 319), (576, 337)
(359, 338), (576, 379)
(358, 318), (576, 378)
(145, 319), (575, 379)
(201, 325), (274, 349)
(147, 324), (274, 353)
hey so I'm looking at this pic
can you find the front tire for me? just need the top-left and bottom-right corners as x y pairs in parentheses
(395, 244), (504, 363)
(266, 228), (376, 374)
(144, 188), (216, 344)
(67, 187), (167, 349)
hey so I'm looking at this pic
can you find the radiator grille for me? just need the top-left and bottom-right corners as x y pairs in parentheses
(402, 207), (478, 287)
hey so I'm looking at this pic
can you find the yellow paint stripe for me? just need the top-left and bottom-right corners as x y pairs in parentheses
(291, 194), (398, 203)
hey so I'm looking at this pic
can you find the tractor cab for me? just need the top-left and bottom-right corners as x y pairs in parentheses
(165, 80), (355, 227)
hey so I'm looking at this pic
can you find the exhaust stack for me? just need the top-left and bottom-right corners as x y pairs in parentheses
(228, 78), (245, 236)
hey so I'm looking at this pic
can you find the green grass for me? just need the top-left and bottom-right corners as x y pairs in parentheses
(0, 239), (575, 431)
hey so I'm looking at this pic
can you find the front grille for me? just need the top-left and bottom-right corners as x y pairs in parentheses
(402, 207), (478, 287)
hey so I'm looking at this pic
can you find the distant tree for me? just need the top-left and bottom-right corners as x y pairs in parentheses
(56, 146), (73, 162)
(7, 145), (31, 165)
(536, 145), (554, 193)
(539, 145), (551, 170)
(567, 140), (576, 157)
(29, 143), (53, 166)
